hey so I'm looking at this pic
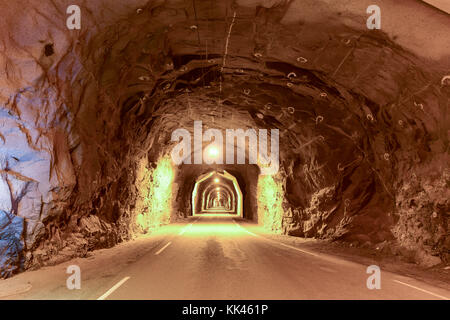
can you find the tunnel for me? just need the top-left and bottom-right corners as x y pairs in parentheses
(192, 170), (242, 215)
(0, 0), (449, 300)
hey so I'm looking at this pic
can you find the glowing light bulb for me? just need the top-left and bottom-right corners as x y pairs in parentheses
(214, 178), (219, 183)
(208, 146), (219, 158)
(216, 187), (220, 191)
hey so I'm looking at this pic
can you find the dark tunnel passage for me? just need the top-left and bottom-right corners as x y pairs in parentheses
(172, 163), (259, 221)
(0, 0), (449, 285)
(192, 170), (242, 216)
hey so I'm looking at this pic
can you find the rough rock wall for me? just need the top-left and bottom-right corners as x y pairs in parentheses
(258, 173), (285, 233)
(135, 156), (175, 232)
(392, 157), (450, 265)
(0, 0), (154, 277)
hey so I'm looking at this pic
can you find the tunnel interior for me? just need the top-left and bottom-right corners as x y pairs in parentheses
(0, 0), (449, 278)
(192, 170), (241, 215)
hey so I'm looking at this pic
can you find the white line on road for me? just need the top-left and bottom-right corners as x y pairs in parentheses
(233, 220), (257, 236)
(236, 219), (449, 299)
(155, 241), (172, 255)
(97, 277), (130, 300)
(276, 241), (319, 257)
(97, 219), (197, 300)
(179, 223), (193, 235)
(393, 280), (449, 300)
(233, 219), (319, 257)
(179, 218), (199, 235)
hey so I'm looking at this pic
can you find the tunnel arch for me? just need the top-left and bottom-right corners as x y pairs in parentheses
(203, 183), (235, 212)
(192, 170), (243, 217)
(205, 187), (232, 211)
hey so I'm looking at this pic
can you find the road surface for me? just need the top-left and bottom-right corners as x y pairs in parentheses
(1, 215), (449, 300)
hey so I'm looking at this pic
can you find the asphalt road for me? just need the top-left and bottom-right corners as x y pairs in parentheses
(99, 215), (449, 300)
(2, 214), (449, 300)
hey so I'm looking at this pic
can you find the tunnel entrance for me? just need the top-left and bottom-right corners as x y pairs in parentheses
(173, 162), (260, 222)
(192, 170), (243, 217)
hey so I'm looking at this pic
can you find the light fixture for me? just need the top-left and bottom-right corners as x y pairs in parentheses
(216, 187), (220, 191)
(214, 178), (219, 183)
(208, 146), (219, 158)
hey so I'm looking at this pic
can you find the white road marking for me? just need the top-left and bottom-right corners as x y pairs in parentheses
(233, 220), (257, 237)
(98, 220), (196, 300)
(179, 223), (193, 235)
(233, 219), (320, 257)
(271, 239), (319, 257)
(155, 241), (172, 255)
(234, 220), (450, 298)
(393, 280), (449, 300)
(97, 277), (130, 300)
(179, 218), (200, 235)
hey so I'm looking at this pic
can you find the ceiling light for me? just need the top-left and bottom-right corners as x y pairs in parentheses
(208, 146), (219, 158)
